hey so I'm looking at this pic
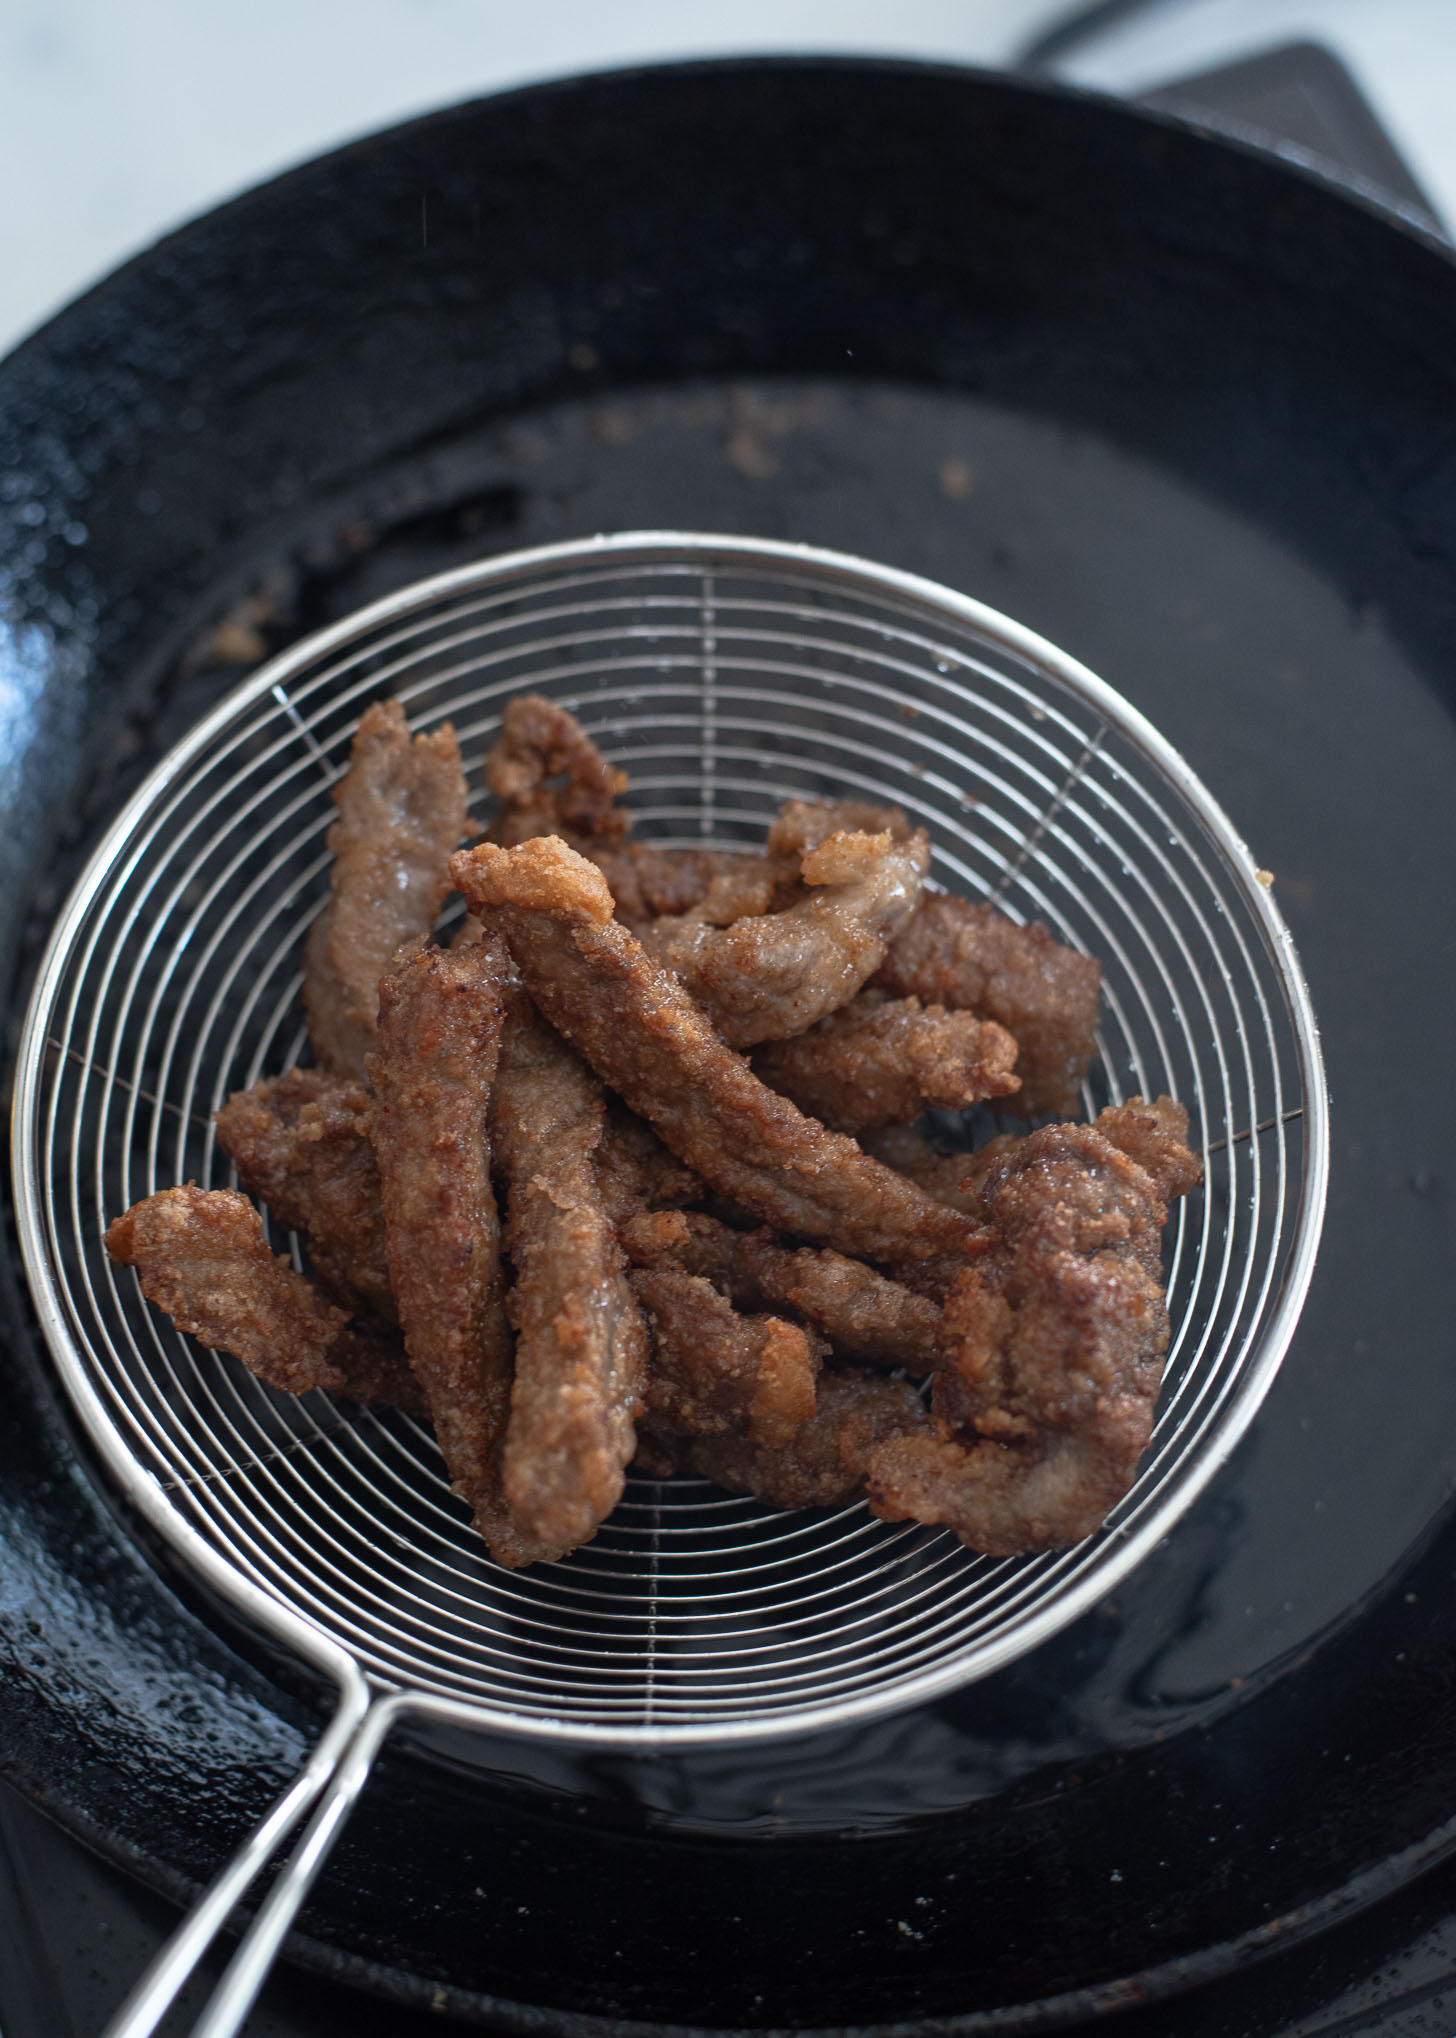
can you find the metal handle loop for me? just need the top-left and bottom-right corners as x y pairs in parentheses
(104, 1680), (400, 2038)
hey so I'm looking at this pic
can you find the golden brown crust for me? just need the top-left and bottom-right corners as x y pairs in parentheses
(628, 1264), (821, 1448)
(214, 1067), (393, 1321)
(102, 1185), (425, 1414)
(484, 693), (630, 849)
(1094, 1095), (1205, 1203)
(622, 1208), (943, 1375)
(866, 1099), (1201, 1554)
(753, 990), (1020, 1132)
(492, 992), (648, 1556)
(594, 1106), (705, 1228)
(639, 828), (930, 1049)
(765, 798), (914, 860)
(367, 938), (542, 1566)
(592, 845), (776, 927)
(304, 700), (470, 1080)
(645, 1370), (931, 1509)
(450, 836), (984, 1291)
(873, 893), (1102, 1120)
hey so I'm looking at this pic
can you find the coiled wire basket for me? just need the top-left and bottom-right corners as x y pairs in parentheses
(12, 532), (1328, 2037)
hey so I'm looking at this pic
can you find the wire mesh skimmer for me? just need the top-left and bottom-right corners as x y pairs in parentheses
(12, 531), (1328, 2036)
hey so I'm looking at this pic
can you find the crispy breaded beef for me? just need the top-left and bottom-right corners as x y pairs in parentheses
(215, 1067), (392, 1321)
(367, 938), (543, 1566)
(304, 699), (470, 1080)
(450, 835), (983, 1290)
(867, 1099), (1201, 1554)
(592, 845), (777, 928)
(103, 1185), (425, 1415)
(621, 1208), (942, 1375)
(752, 989), (1020, 1132)
(874, 893), (1101, 1120)
(628, 1264), (821, 1448)
(766, 797), (914, 861)
(593, 1105), (705, 1228)
(641, 1370), (931, 1510)
(639, 827), (930, 1048)
(862, 1125), (1022, 1218)
(481, 708), (1101, 1117)
(491, 991), (648, 1556)
(484, 694), (630, 849)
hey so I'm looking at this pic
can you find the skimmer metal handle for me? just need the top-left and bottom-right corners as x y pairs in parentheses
(105, 1679), (402, 2038)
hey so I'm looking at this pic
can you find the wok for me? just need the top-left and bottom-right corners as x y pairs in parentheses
(2, 56), (1455, 2032)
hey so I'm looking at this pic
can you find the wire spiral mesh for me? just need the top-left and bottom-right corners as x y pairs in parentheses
(14, 534), (1326, 1745)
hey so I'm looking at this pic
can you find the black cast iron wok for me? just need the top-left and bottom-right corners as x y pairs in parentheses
(2, 56), (1455, 2035)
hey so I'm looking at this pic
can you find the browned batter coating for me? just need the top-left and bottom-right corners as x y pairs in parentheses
(480, 709), (1098, 1117)
(622, 1208), (942, 1375)
(304, 700), (470, 1081)
(753, 990), (1020, 1132)
(600, 801), (911, 930)
(366, 938), (544, 1566)
(628, 1265), (820, 1447)
(592, 845), (777, 928)
(449, 836), (984, 1290)
(765, 796), (913, 861)
(1094, 1094), (1206, 1202)
(874, 893), (1101, 1120)
(594, 1105), (705, 1228)
(867, 1098), (1201, 1554)
(491, 991), (648, 1555)
(613, 803), (1098, 1124)
(642, 1371), (931, 1509)
(860, 1125), (988, 1215)
(484, 693), (630, 849)
(639, 827), (931, 1048)
(483, 696), (777, 924)
(868, 1098), (1202, 1223)
(214, 1067), (392, 1321)
(103, 1186), (425, 1415)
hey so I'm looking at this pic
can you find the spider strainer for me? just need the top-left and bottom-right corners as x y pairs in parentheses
(11, 531), (1327, 2036)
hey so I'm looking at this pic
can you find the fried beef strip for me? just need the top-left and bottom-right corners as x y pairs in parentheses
(867, 1098), (1201, 1554)
(628, 1264), (821, 1448)
(638, 827), (930, 1048)
(103, 1186), (425, 1415)
(861, 1125), (1023, 1218)
(304, 699), (471, 1081)
(594, 1105), (705, 1227)
(873, 893), (1101, 1120)
(483, 695), (776, 925)
(491, 990), (649, 1555)
(215, 1067), (392, 1321)
(449, 836), (983, 1291)
(1093, 1094), (1206, 1201)
(640, 1370), (931, 1509)
(594, 845), (777, 929)
(484, 694), (631, 850)
(610, 798), (914, 929)
(482, 704), (1099, 1114)
(621, 1208), (942, 1375)
(765, 796), (913, 861)
(367, 937), (544, 1566)
(752, 990), (1020, 1132)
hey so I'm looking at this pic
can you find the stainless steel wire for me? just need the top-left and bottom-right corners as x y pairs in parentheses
(11, 531), (1329, 2033)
